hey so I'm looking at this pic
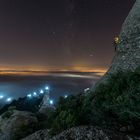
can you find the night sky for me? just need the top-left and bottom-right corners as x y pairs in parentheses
(0, 0), (135, 72)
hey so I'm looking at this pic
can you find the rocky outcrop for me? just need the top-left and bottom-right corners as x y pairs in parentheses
(22, 129), (50, 140)
(109, 0), (140, 73)
(39, 90), (51, 114)
(51, 126), (114, 140)
(50, 126), (135, 140)
(39, 90), (55, 115)
(93, 0), (140, 87)
(0, 110), (38, 140)
(22, 126), (140, 140)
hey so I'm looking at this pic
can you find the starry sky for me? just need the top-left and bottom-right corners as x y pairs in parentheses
(0, 0), (135, 73)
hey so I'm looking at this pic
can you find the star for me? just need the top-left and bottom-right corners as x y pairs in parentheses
(89, 54), (94, 57)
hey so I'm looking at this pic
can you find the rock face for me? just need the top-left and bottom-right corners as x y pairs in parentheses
(22, 126), (139, 140)
(39, 90), (55, 115)
(0, 110), (38, 140)
(51, 126), (113, 140)
(22, 129), (50, 140)
(94, 0), (140, 86)
(111, 0), (140, 72)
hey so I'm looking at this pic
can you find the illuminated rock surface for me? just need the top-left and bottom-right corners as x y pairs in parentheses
(39, 91), (51, 114)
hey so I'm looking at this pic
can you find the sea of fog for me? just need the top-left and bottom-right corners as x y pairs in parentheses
(0, 72), (101, 104)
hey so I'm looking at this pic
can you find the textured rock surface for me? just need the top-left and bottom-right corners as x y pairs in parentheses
(22, 126), (140, 140)
(110, 0), (140, 72)
(22, 129), (50, 140)
(39, 90), (55, 115)
(93, 0), (140, 87)
(39, 91), (50, 114)
(50, 126), (116, 140)
(0, 110), (38, 140)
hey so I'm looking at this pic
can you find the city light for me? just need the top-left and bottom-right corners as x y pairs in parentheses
(84, 88), (90, 92)
(49, 99), (54, 105)
(0, 95), (4, 99)
(64, 95), (68, 98)
(0, 85), (53, 104)
(45, 86), (49, 90)
(40, 89), (44, 94)
(6, 98), (12, 102)
(27, 94), (32, 98)
(33, 92), (37, 96)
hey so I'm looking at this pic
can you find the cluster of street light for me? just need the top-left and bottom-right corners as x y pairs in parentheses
(0, 86), (50, 104)
(27, 86), (50, 98)
(26, 86), (69, 105)
(0, 95), (12, 103)
(26, 86), (55, 105)
(0, 85), (69, 105)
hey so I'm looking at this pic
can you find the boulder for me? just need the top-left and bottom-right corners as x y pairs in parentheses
(0, 110), (38, 140)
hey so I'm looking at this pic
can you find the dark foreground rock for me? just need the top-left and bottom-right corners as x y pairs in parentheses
(22, 129), (50, 140)
(22, 126), (140, 140)
(0, 110), (38, 140)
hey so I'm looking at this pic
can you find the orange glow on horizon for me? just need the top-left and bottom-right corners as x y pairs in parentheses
(0, 65), (107, 76)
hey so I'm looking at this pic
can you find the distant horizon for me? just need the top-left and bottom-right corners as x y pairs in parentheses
(0, 67), (107, 76)
(0, 69), (101, 100)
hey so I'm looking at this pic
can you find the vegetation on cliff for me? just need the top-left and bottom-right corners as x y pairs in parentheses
(46, 66), (140, 135)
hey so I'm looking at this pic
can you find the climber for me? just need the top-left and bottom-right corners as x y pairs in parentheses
(113, 37), (120, 51)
